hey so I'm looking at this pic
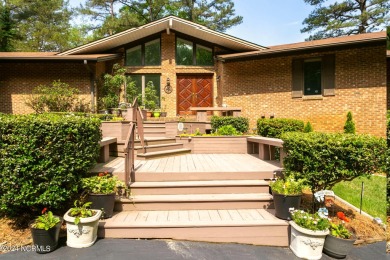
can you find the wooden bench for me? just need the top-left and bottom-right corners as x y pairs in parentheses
(190, 107), (242, 122)
(247, 136), (285, 165)
(99, 137), (117, 163)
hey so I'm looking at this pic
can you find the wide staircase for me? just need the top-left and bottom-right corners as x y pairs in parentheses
(96, 105), (289, 246)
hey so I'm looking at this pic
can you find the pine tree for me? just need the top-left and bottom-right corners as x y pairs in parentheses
(302, 0), (390, 40)
(0, 4), (17, 51)
(344, 111), (356, 134)
(304, 122), (313, 133)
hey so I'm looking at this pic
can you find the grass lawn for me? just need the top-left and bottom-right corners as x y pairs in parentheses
(332, 175), (386, 222)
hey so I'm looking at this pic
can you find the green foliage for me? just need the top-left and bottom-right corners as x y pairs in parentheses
(82, 174), (125, 195)
(344, 111), (356, 134)
(216, 125), (238, 136)
(270, 177), (303, 195)
(31, 209), (60, 230)
(302, 0), (390, 40)
(4, 0), (74, 51)
(68, 200), (95, 225)
(25, 80), (87, 113)
(329, 223), (352, 239)
(281, 132), (386, 193)
(291, 210), (330, 231)
(144, 81), (159, 111)
(0, 113), (102, 217)
(211, 116), (249, 134)
(0, 5), (17, 51)
(257, 118), (305, 138)
(79, 0), (242, 39)
(303, 122), (313, 133)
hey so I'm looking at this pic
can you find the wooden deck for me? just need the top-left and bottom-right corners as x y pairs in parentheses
(91, 154), (282, 178)
(92, 153), (288, 246)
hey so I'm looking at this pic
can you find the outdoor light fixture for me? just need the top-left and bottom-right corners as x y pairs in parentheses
(270, 113), (275, 119)
(261, 114), (265, 119)
(164, 77), (172, 94)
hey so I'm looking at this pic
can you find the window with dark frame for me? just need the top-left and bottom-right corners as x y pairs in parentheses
(292, 55), (335, 98)
(303, 60), (322, 96)
(176, 37), (213, 66)
(128, 74), (161, 107)
(125, 38), (161, 66)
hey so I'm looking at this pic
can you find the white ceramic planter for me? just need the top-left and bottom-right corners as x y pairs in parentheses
(63, 209), (102, 248)
(289, 220), (329, 260)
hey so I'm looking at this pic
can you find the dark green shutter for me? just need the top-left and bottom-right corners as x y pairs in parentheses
(322, 54), (335, 96)
(292, 59), (303, 98)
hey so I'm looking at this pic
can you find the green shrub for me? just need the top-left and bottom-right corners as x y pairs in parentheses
(25, 80), (85, 113)
(303, 122), (313, 133)
(281, 132), (386, 193)
(211, 116), (249, 134)
(216, 125), (238, 136)
(257, 118), (304, 138)
(344, 111), (356, 134)
(0, 113), (102, 218)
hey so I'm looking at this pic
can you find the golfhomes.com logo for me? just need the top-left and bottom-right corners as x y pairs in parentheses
(0, 244), (51, 253)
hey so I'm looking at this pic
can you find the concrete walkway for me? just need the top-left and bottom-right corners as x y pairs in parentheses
(0, 238), (387, 260)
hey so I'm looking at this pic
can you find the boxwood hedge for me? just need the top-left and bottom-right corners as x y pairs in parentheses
(211, 116), (249, 134)
(0, 113), (101, 217)
(281, 132), (386, 193)
(257, 118), (304, 138)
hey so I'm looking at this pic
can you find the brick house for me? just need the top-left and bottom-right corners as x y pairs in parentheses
(0, 16), (387, 137)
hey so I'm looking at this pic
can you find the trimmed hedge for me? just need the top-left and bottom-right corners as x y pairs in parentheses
(257, 118), (305, 138)
(0, 113), (102, 217)
(211, 116), (249, 134)
(281, 132), (386, 193)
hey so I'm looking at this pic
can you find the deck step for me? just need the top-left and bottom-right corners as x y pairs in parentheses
(130, 180), (270, 195)
(115, 193), (274, 211)
(137, 148), (191, 160)
(134, 143), (184, 154)
(98, 209), (289, 246)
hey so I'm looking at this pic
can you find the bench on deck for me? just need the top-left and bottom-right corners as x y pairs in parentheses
(190, 107), (242, 122)
(247, 136), (285, 165)
(99, 137), (117, 163)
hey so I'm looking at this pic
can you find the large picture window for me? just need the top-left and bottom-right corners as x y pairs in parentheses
(176, 37), (213, 66)
(125, 38), (161, 66)
(129, 74), (161, 107)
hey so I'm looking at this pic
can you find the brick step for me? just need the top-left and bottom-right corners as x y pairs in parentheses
(115, 193), (274, 211)
(130, 180), (270, 195)
(98, 209), (289, 246)
(137, 148), (191, 160)
(134, 143), (184, 155)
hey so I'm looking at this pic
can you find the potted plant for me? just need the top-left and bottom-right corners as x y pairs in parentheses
(289, 209), (330, 260)
(270, 177), (303, 220)
(82, 172), (126, 219)
(63, 200), (102, 248)
(29, 208), (62, 253)
(153, 108), (161, 118)
(323, 218), (356, 259)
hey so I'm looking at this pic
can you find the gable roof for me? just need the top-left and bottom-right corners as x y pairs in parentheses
(218, 31), (386, 61)
(58, 16), (265, 56)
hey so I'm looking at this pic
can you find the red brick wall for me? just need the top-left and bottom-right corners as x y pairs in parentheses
(220, 44), (387, 137)
(0, 61), (93, 114)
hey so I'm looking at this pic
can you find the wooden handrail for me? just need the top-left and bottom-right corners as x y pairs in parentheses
(124, 98), (145, 184)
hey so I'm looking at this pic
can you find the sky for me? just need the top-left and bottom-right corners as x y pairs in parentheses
(69, 0), (314, 46)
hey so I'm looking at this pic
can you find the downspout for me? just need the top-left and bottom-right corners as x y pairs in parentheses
(84, 60), (96, 113)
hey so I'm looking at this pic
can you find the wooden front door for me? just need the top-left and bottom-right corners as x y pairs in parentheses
(177, 75), (213, 115)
